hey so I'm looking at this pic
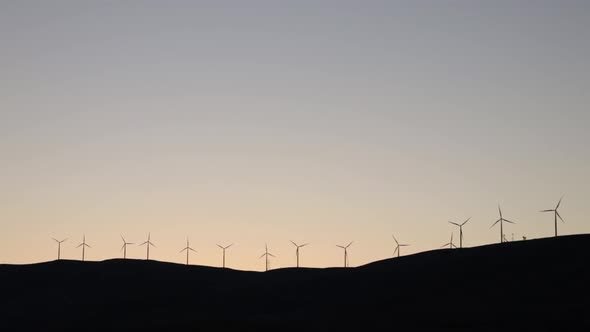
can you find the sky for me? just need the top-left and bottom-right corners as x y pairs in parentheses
(1, 1), (589, 270)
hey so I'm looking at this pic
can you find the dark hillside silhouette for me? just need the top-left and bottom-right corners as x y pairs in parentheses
(1, 235), (589, 331)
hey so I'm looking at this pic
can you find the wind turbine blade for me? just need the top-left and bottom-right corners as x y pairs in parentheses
(392, 235), (399, 245)
(259, 253), (266, 259)
(393, 246), (399, 256)
(490, 219), (501, 228)
(462, 217), (471, 226)
(400, 244), (410, 247)
(217, 244), (223, 249)
(121, 244), (125, 252)
(556, 211), (565, 223)
(190, 248), (197, 253)
(498, 205), (502, 218)
(540, 209), (554, 212)
(269, 253), (276, 258)
(180, 248), (187, 253)
(52, 237), (58, 243)
(121, 235), (125, 243)
(77, 244), (83, 248)
(556, 196), (563, 209)
(290, 240), (298, 247)
(441, 243), (450, 248)
(86, 244), (92, 248)
(504, 219), (516, 224)
(448, 222), (460, 227)
(301, 243), (309, 247)
(336, 245), (345, 249)
(227, 244), (234, 249)
(346, 241), (353, 248)
(139, 241), (148, 246)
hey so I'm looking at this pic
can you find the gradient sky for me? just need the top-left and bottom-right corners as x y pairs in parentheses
(1, 1), (589, 270)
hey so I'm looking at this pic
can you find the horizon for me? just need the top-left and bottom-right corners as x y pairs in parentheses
(1, 1), (590, 270)
(5, 233), (587, 270)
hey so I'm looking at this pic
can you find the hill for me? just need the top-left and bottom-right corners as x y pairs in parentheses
(1, 235), (589, 331)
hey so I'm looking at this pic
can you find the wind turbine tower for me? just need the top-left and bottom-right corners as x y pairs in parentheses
(392, 235), (410, 257)
(52, 238), (67, 260)
(491, 205), (516, 243)
(259, 244), (276, 272)
(217, 244), (233, 269)
(336, 242), (353, 268)
(77, 235), (91, 261)
(139, 233), (156, 260)
(448, 217), (471, 248)
(120, 235), (133, 259)
(441, 233), (458, 249)
(290, 241), (308, 268)
(541, 197), (566, 237)
(180, 238), (197, 265)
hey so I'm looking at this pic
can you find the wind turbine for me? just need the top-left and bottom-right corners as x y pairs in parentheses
(392, 235), (409, 257)
(491, 205), (516, 243)
(180, 238), (197, 265)
(52, 237), (67, 260)
(448, 217), (471, 248)
(290, 240), (308, 268)
(336, 242), (353, 268)
(120, 235), (133, 259)
(441, 233), (457, 249)
(217, 243), (233, 268)
(76, 235), (91, 261)
(541, 197), (565, 237)
(139, 233), (156, 260)
(259, 244), (276, 272)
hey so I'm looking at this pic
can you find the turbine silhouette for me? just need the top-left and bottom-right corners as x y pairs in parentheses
(448, 217), (471, 248)
(290, 240), (308, 268)
(392, 235), (409, 257)
(139, 233), (156, 260)
(259, 243), (276, 272)
(491, 205), (516, 243)
(52, 237), (67, 260)
(120, 235), (133, 259)
(541, 197), (565, 237)
(441, 232), (457, 249)
(336, 242), (353, 268)
(180, 238), (197, 265)
(76, 235), (91, 261)
(217, 243), (233, 269)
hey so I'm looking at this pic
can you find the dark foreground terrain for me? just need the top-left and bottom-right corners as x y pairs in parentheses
(1, 235), (589, 331)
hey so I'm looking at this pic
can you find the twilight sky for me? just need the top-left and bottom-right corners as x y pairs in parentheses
(1, 1), (589, 270)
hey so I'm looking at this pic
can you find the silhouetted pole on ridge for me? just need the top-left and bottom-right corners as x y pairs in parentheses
(120, 235), (133, 259)
(259, 243), (276, 272)
(180, 237), (197, 265)
(449, 217), (471, 248)
(290, 240), (308, 268)
(76, 235), (91, 261)
(52, 237), (67, 260)
(392, 235), (409, 257)
(491, 205), (516, 243)
(541, 196), (565, 237)
(139, 233), (156, 260)
(217, 243), (233, 268)
(441, 232), (457, 249)
(336, 242), (353, 267)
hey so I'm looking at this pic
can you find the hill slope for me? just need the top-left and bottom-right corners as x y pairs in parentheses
(1, 235), (589, 331)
